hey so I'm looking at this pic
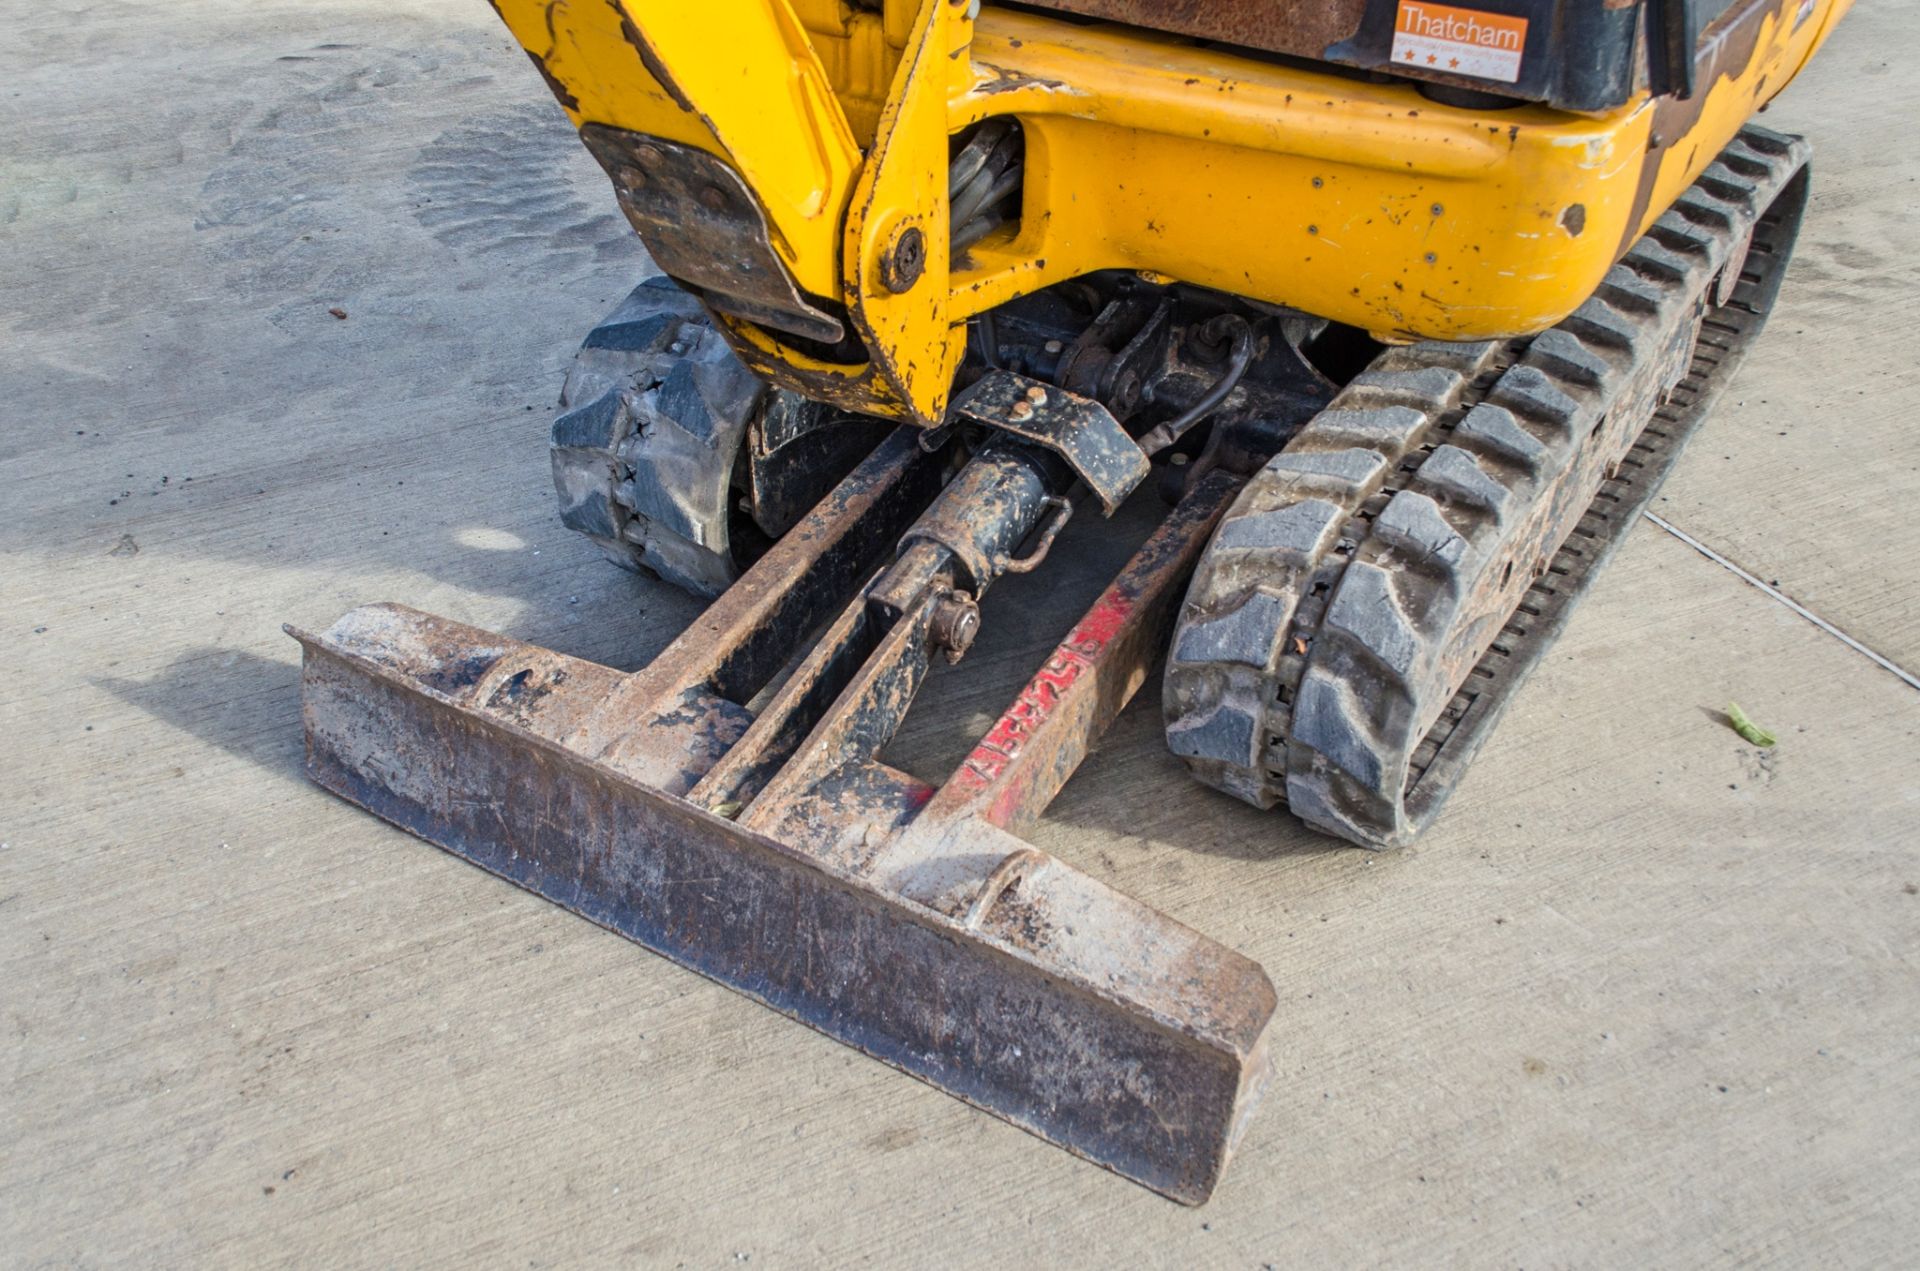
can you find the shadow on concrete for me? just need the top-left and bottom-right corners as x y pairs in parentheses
(97, 647), (309, 781)
(1045, 687), (1352, 865)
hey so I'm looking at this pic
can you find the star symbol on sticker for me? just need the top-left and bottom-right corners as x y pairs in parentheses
(1449, 56), (1460, 67)
(1426, 53), (1437, 63)
(1404, 49), (1416, 60)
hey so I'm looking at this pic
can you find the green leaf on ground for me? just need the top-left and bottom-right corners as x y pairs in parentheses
(1726, 702), (1778, 748)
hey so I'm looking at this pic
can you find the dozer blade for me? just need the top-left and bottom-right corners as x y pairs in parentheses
(290, 431), (1273, 1204)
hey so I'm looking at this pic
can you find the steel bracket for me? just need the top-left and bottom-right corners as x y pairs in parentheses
(950, 369), (1151, 514)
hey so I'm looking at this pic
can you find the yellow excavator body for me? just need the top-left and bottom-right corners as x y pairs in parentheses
(290, 0), (1852, 1202)
(488, 0), (1847, 425)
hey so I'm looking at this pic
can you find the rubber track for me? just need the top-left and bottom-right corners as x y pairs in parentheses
(1164, 126), (1813, 847)
(551, 277), (765, 598)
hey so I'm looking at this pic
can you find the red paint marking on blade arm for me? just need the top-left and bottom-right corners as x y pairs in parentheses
(948, 589), (1139, 794)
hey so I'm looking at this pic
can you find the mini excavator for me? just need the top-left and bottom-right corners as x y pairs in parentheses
(291, 0), (1849, 1201)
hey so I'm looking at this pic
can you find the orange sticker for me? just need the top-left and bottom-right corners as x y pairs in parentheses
(1391, 1), (1529, 84)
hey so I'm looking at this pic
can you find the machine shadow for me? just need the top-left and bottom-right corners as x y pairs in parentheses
(96, 647), (311, 782)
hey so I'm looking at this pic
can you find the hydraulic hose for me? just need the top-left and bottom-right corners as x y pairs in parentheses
(1136, 316), (1255, 456)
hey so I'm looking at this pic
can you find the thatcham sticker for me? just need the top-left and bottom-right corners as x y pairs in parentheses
(1391, 1), (1529, 84)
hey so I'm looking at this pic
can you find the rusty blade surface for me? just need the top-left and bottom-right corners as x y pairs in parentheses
(290, 598), (1274, 1203)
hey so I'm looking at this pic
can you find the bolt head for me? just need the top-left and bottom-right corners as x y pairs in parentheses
(932, 593), (981, 661)
(881, 226), (927, 294)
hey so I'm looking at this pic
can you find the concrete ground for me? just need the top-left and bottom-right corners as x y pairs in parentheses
(4, 1), (1916, 1264)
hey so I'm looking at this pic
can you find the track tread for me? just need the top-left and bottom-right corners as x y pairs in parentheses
(551, 276), (766, 597)
(1164, 125), (1813, 846)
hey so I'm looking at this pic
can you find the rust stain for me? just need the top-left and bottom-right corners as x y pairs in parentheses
(1028, 0), (1366, 60)
(970, 63), (1068, 96)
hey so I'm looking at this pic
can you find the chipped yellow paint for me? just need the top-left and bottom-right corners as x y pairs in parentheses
(489, 0), (861, 298)
(488, 0), (1849, 425)
(838, 0), (973, 424)
(1625, 0), (1854, 253)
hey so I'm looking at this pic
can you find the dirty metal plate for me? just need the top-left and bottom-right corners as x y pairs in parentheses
(579, 125), (844, 345)
(950, 369), (1150, 514)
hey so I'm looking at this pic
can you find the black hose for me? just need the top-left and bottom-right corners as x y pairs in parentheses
(974, 310), (1000, 368)
(947, 118), (1012, 199)
(949, 162), (998, 233)
(1136, 316), (1255, 456)
(951, 211), (1007, 254)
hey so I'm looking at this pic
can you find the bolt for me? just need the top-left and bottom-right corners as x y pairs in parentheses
(634, 144), (663, 167)
(931, 593), (981, 663)
(699, 184), (728, 212)
(1008, 400), (1035, 423)
(1043, 339), (1063, 354)
(1024, 385), (1048, 406)
(1431, 202), (1445, 217)
(881, 225), (926, 294)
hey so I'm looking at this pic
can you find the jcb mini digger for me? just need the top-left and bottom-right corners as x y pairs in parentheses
(290, 0), (1849, 1201)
